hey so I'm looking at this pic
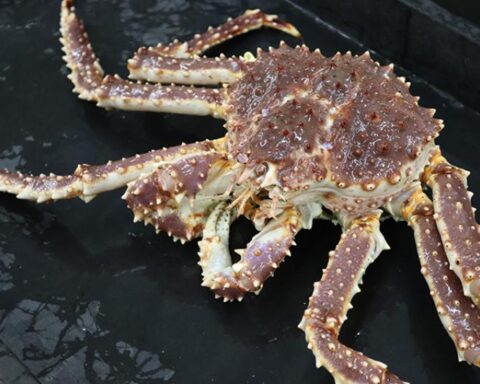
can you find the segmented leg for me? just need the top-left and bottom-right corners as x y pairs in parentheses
(401, 189), (480, 366)
(198, 202), (302, 301)
(424, 149), (480, 307)
(60, 0), (103, 99)
(128, 53), (244, 85)
(131, 9), (301, 60)
(299, 214), (405, 384)
(0, 139), (224, 203)
(60, 0), (225, 117)
(95, 75), (224, 116)
(128, 8), (300, 83)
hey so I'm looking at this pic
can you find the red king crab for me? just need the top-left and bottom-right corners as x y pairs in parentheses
(1, 0), (480, 382)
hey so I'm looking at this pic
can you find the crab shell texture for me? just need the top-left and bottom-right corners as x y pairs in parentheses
(225, 45), (442, 214)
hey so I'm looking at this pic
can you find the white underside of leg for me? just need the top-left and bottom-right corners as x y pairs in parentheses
(130, 68), (240, 85)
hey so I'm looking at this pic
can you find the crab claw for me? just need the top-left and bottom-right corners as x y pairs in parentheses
(198, 203), (302, 301)
(122, 142), (238, 242)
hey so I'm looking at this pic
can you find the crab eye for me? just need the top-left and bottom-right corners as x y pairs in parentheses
(255, 162), (268, 176)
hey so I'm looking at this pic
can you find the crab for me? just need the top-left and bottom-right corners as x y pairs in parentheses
(1, 0), (480, 382)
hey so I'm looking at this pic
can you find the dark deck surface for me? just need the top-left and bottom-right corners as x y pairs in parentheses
(0, 1), (480, 383)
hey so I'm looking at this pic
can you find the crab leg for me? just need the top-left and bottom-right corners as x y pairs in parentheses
(60, 0), (225, 117)
(128, 53), (244, 85)
(60, 0), (103, 99)
(423, 149), (480, 307)
(401, 189), (480, 366)
(94, 76), (224, 116)
(299, 214), (405, 384)
(128, 9), (300, 83)
(198, 202), (302, 301)
(0, 139), (224, 203)
(131, 9), (301, 60)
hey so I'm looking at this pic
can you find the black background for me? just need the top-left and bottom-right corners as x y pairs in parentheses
(436, 0), (480, 26)
(0, 1), (480, 383)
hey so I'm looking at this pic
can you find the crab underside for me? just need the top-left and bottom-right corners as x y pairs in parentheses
(1, 1), (480, 382)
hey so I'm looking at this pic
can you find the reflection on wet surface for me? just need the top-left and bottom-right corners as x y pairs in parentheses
(0, 145), (25, 170)
(0, 197), (175, 383)
(0, 246), (14, 292)
(0, 250), (174, 384)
